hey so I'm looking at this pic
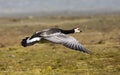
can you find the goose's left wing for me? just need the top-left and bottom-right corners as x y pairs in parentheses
(44, 33), (91, 54)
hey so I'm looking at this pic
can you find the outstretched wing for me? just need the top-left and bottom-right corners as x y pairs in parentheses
(44, 33), (91, 54)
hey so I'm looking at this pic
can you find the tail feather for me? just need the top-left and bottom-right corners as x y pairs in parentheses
(21, 37), (41, 47)
(21, 37), (29, 47)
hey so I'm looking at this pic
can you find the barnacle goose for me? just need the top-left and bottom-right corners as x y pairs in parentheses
(21, 28), (91, 54)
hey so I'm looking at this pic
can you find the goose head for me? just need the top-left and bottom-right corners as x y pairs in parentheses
(74, 28), (82, 33)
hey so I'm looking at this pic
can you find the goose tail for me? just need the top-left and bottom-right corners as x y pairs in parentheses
(21, 36), (41, 47)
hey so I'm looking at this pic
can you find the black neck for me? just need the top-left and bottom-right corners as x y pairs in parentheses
(60, 29), (74, 34)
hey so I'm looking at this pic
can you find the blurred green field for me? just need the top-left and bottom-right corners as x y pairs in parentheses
(0, 14), (120, 75)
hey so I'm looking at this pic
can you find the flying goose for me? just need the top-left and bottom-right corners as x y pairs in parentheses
(21, 28), (91, 54)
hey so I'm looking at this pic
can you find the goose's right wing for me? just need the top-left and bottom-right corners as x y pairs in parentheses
(44, 33), (91, 54)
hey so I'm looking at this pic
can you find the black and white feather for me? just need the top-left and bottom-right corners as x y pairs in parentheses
(21, 28), (91, 54)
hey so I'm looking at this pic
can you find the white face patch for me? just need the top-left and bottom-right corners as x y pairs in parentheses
(26, 37), (41, 43)
(74, 28), (80, 33)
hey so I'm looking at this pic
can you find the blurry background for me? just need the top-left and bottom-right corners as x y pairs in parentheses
(0, 0), (120, 75)
(0, 0), (120, 17)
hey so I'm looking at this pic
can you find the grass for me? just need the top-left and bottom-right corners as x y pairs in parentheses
(0, 14), (120, 75)
(0, 44), (119, 75)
